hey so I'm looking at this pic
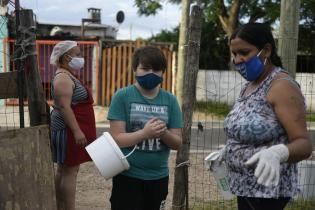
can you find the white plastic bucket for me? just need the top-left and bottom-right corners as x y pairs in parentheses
(85, 132), (135, 180)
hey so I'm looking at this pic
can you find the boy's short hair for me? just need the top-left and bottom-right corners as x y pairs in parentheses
(132, 46), (167, 72)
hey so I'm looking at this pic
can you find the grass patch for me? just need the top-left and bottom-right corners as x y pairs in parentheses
(189, 199), (237, 210)
(306, 113), (315, 122)
(195, 101), (315, 122)
(286, 198), (315, 210)
(195, 101), (231, 118)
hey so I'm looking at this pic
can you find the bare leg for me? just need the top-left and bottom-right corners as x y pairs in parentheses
(55, 164), (65, 210)
(56, 164), (80, 210)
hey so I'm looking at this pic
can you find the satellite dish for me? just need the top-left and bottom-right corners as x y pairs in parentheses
(50, 26), (63, 36)
(116, 11), (125, 24)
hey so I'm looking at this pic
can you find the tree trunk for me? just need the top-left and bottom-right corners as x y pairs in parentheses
(278, 0), (300, 78)
(172, 5), (203, 210)
(175, 0), (191, 106)
(218, 0), (241, 39)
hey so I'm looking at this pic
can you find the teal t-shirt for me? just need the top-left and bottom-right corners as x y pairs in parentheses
(107, 85), (183, 180)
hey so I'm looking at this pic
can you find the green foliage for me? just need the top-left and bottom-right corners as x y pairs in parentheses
(147, 20), (230, 69)
(139, 0), (281, 70)
(138, 0), (315, 70)
(239, 0), (281, 24)
(298, 0), (315, 54)
(148, 26), (179, 49)
(134, 0), (163, 16)
(135, 0), (282, 26)
(306, 113), (315, 122)
(195, 101), (231, 118)
(134, 0), (181, 16)
(195, 101), (315, 122)
(286, 198), (315, 210)
(300, 0), (315, 25)
(298, 25), (315, 54)
(135, 0), (315, 32)
(189, 199), (237, 210)
(199, 19), (230, 69)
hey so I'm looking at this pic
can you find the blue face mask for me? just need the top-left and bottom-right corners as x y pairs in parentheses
(233, 50), (265, 81)
(136, 73), (163, 90)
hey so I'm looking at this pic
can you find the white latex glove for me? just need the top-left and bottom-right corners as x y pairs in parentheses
(245, 144), (289, 187)
(217, 146), (226, 163)
(204, 146), (226, 170)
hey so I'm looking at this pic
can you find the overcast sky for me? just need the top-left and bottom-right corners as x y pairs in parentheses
(13, 0), (181, 40)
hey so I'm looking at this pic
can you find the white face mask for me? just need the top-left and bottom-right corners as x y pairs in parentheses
(67, 55), (84, 70)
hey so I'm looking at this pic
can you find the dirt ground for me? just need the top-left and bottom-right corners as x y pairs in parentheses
(76, 152), (223, 210)
(75, 107), (220, 209)
(72, 107), (225, 209)
(0, 106), (225, 209)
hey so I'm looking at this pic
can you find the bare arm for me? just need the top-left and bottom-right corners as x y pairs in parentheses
(160, 128), (182, 150)
(110, 118), (182, 150)
(267, 79), (312, 163)
(109, 120), (147, 148)
(53, 74), (86, 146)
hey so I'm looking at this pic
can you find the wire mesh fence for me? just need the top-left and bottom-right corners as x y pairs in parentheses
(0, 101), (29, 129)
(73, 39), (315, 210)
(1, 6), (315, 209)
(6, 39), (99, 103)
(0, 14), (29, 131)
(186, 38), (315, 210)
(0, 38), (99, 130)
(186, 68), (240, 210)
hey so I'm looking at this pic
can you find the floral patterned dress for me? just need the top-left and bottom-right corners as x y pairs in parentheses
(224, 67), (301, 198)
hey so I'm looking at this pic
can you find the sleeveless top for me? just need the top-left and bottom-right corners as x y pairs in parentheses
(223, 67), (301, 198)
(50, 71), (88, 164)
(50, 72), (88, 131)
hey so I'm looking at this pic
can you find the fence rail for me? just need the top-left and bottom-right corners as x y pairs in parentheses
(5, 39), (99, 104)
(4, 39), (176, 106)
(99, 39), (176, 106)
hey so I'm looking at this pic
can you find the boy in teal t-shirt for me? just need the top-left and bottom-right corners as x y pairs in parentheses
(108, 46), (183, 210)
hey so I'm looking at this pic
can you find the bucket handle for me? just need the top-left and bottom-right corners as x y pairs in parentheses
(122, 145), (137, 159)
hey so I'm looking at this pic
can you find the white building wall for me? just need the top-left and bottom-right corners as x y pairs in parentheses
(196, 70), (246, 105)
(197, 70), (315, 111)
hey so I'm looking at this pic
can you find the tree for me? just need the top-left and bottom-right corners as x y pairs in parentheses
(175, 0), (190, 107)
(148, 27), (179, 49)
(134, 0), (181, 16)
(145, 0), (315, 70)
(199, 19), (230, 69)
(138, 0), (282, 71)
(148, 19), (230, 70)
(144, 0), (190, 107)
(299, 0), (315, 54)
(135, 0), (281, 38)
(300, 0), (315, 25)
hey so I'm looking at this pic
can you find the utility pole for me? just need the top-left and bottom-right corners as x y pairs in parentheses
(14, 0), (25, 128)
(175, 0), (190, 106)
(278, 0), (300, 78)
(19, 9), (48, 126)
(172, 4), (202, 210)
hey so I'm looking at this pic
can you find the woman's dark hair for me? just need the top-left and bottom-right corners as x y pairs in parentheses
(230, 23), (282, 67)
(132, 46), (167, 72)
